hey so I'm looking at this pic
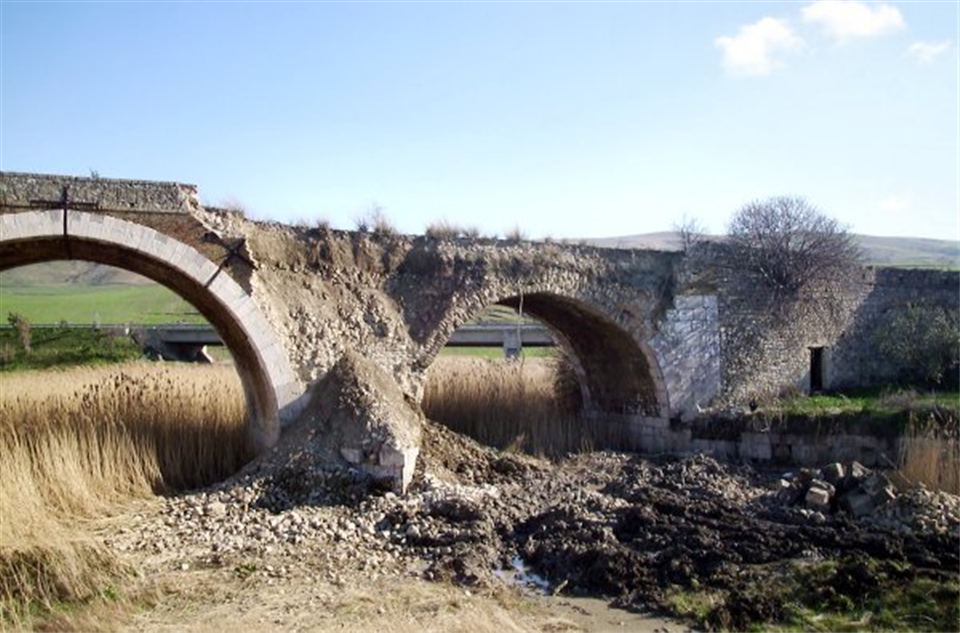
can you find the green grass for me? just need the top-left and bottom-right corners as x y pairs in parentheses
(438, 346), (557, 359)
(773, 387), (960, 416)
(667, 557), (960, 633)
(768, 558), (960, 633)
(0, 284), (202, 325)
(0, 327), (142, 371)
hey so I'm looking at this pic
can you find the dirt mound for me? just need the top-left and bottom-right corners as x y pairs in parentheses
(415, 419), (543, 487)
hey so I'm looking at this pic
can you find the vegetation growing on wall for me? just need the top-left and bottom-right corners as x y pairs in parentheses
(875, 303), (960, 387)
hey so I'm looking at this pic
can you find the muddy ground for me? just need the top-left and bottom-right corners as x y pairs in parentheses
(106, 420), (960, 631)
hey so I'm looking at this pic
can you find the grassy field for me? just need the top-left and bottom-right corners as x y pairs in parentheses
(438, 346), (556, 359)
(0, 284), (202, 325)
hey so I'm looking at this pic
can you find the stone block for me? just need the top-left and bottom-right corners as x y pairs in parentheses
(777, 481), (804, 505)
(805, 486), (832, 511)
(809, 478), (835, 497)
(870, 485), (896, 509)
(773, 443), (791, 460)
(822, 462), (845, 487)
(839, 489), (874, 518)
(842, 461), (872, 492)
(862, 472), (891, 496)
(740, 433), (772, 460)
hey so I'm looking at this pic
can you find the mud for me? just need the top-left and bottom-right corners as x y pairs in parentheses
(404, 422), (959, 626)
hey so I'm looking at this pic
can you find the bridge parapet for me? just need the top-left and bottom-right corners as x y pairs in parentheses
(0, 171), (201, 214)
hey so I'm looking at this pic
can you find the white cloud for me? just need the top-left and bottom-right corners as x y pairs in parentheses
(802, 1), (904, 42)
(880, 195), (910, 213)
(715, 17), (804, 77)
(907, 40), (951, 64)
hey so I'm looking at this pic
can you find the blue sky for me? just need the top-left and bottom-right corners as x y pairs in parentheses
(1, 1), (957, 240)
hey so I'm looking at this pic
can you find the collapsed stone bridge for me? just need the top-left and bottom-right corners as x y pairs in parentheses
(0, 172), (722, 488)
(5, 172), (954, 490)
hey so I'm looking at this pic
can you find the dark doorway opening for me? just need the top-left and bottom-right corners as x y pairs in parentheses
(809, 347), (824, 393)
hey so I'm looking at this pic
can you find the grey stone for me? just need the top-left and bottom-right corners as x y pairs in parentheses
(805, 485), (833, 511)
(822, 462), (845, 487)
(840, 489), (875, 518)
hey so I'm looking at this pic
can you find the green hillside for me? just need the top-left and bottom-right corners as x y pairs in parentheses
(0, 281), (201, 325)
(854, 235), (960, 269)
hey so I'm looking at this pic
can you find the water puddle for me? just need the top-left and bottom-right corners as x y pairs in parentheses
(493, 554), (552, 593)
(496, 555), (695, 632)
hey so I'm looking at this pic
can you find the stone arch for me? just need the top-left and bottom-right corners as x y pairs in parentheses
(0, 210), (299, 452)
(496, 292), (668, 418)
(422, 287), (669, 419)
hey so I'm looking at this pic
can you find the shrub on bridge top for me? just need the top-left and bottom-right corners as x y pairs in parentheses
(355, 205), (398, 237)
(723, 196), (862, 303)
(426, 219), (472, 240)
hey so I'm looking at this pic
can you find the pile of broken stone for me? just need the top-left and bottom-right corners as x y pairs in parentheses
(774, 461), (960, 537)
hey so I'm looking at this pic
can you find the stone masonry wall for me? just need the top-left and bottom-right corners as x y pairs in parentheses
(649, 294), (721, 419)
(828, 268), (960, 388)
(715, 265), (959, 404)
(0, 171), (201, 214)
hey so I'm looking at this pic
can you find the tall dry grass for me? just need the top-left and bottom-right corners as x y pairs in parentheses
(0, 362), (247, 629)
(897, 412), (960, 495)
(422, 356), (622, 457)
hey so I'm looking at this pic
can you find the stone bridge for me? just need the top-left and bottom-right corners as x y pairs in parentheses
(5, 172), (955, 490)
(0, 172), (722, 487)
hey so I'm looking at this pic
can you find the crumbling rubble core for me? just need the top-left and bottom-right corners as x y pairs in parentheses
(256, 349), (422, 494)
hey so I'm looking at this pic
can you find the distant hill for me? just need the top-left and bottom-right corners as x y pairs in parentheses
(586, 233), (959, 269)
(852, 235), (960, 269)
(0, 261), (154, 288)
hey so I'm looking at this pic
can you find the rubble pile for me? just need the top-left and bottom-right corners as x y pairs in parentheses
(105, 424), (959, 629)
(774, 461), (896, 518)
(870, 485), (960, 537)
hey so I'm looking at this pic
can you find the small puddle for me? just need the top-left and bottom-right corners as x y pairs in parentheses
(495, 555), (695, 632)
(493, 554), (552, 593)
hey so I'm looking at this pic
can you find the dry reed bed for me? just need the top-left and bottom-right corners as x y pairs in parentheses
(0, 362), (247, 629)
(422, 356), (622, 457)
(898, 413), (960, 495)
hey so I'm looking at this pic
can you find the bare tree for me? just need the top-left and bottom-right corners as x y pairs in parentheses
(725, 196), (861, 300)
(673, 214), (708, 253)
